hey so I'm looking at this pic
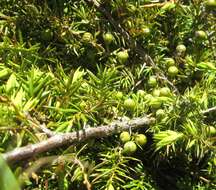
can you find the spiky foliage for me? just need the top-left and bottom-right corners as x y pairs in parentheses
(0, 0), (216, 189)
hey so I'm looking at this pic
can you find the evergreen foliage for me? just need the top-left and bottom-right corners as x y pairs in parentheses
(0, 0), (216, 189)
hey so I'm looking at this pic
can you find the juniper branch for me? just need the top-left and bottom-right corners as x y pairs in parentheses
(3, 116), (155, 163)
(86, 0), (178, 93)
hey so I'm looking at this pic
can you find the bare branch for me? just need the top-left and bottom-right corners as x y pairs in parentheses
(3, 116), (155, 163)
(37, 123), (56, 137)
(202, 106), (216, 115)
(26, 114), (56, 137)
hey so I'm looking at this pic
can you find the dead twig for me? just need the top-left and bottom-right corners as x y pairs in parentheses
(202, 106), (216, 115)
(3, 116), (154, 163)
(26, 114), (57, 137)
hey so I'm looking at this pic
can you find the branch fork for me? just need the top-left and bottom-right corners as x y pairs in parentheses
(3, 116), (155, 163)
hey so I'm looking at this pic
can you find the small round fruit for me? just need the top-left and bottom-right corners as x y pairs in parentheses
(117, 51), (129, 63)
(195, 30), (207, 40)
(137, 90), (146, 97)
(135, 134), (147, 146)
(168, 66), (179, 77)
(148, 76), (157, 87)
(123, 141), (137, 154)
(82, 32), (93, 43)
(152, 89), (161, 97)
(115, 91), (123, 99)
(41, 29), (53, 41)
(205, 0), (216, 8)
(120, 131), (131, 143)
(160, 87), (171, 96)
(208, 126), (216, 136)
(103, 33), (114, 45)
(156, 109), (166, 119)
(144, 94), (153, 101)
(149, 98), (162, 109)
(124, 98), (136, 110)
(176, 44), (186, 53)
(164, 58), (175, 66)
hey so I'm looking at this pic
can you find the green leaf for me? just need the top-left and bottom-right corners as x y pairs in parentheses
(0, 155), (21, 190)
(154, 130), (184, 151)
(197, 62), (216, 71)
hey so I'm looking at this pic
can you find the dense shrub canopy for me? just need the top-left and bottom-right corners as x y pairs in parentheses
(0, 0), (216, 189)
